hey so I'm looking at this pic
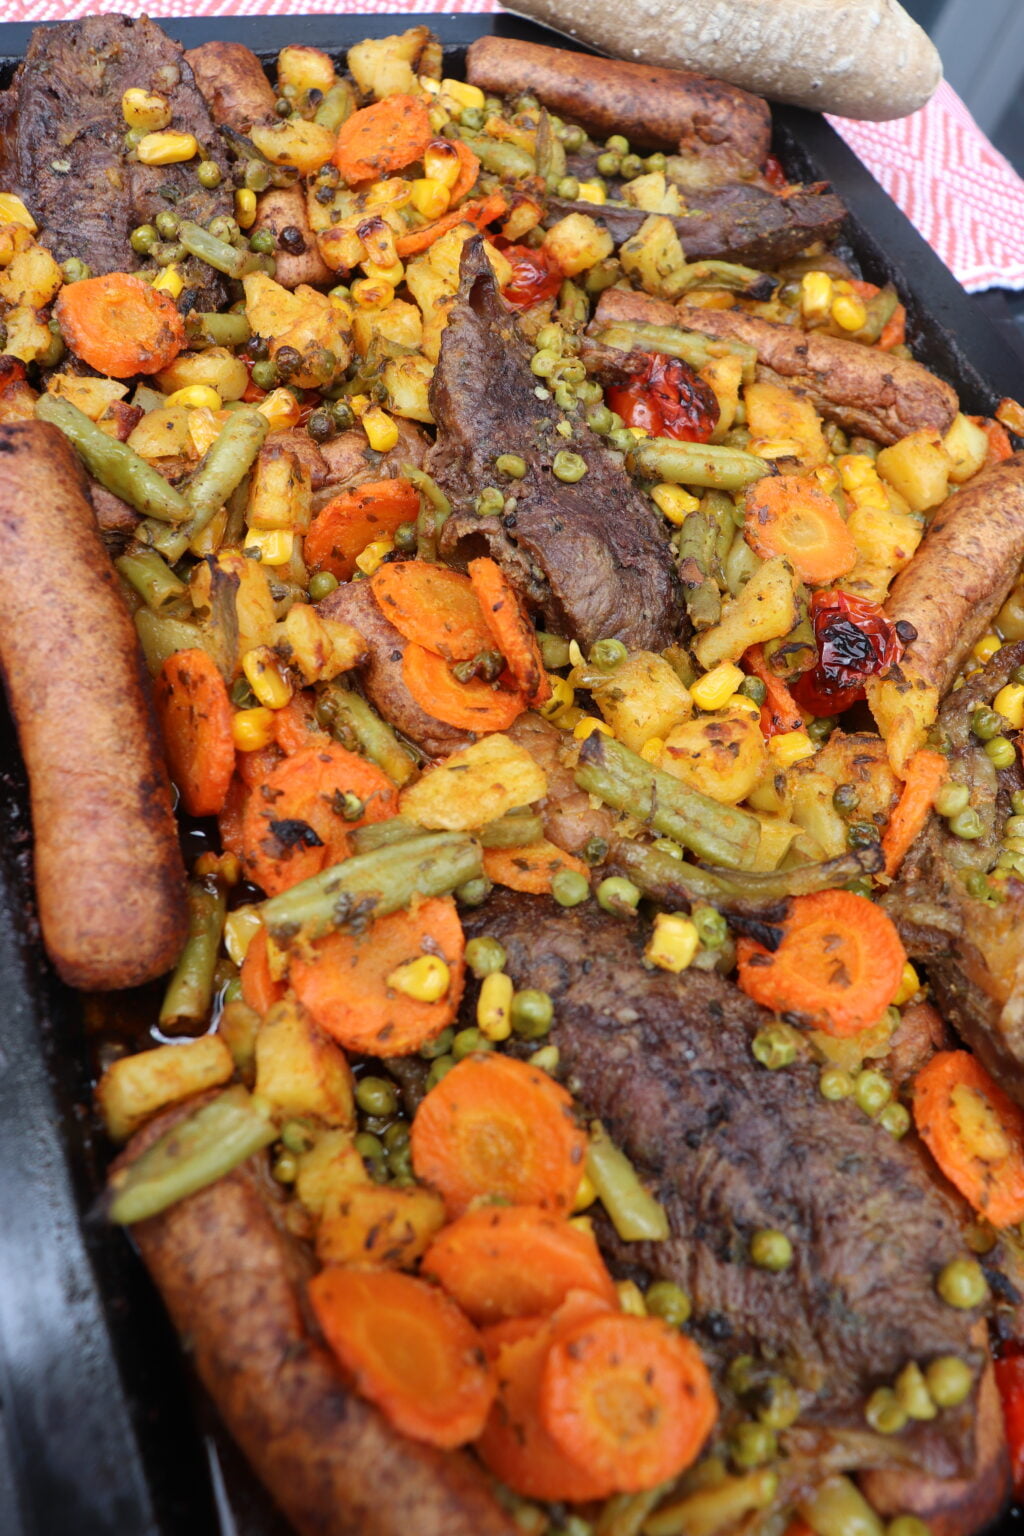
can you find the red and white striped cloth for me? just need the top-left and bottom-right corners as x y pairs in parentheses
(2, 0), (1023, 293)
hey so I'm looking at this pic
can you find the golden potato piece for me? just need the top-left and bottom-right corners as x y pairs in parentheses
(254, 996), (355, 1127)
(658, 707), (766, 805)
(97, 1035), (234, 1143)
(593, 651), (692, 753)
(400, 734), (547, 830)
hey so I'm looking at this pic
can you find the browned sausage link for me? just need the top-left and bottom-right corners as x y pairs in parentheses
(465, 35), (771, 166)
(124, 1115), (518, 1536)
(184, 41), (276, 131)
(885, 454), (1024, 698)
(0, 421), (187, 988)
(253, 186), (335, 290)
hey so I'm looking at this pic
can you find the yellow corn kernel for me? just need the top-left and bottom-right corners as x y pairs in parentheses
(151, 264), (184, 299)
(893, 961), (921, 1008)
(235, 188), (257, 229)
(651, 482), (700, 525)
(973, 632), (1002, 664)
(725, 692), (761, 717)
(800, 270), (833, 321)
(832, 279), (853, 294)
(0, 194), (37, 233)
(423, 141), (462, 190)
(362, 256), (405, 285)
(617, 1280), (647, 1316)
(640, 737), (664, 764)
(242, 646), (293, 709)
(232, 706), (277, 752)
(350, 276), (394, 310)
(749, 438), (804, 461)
(419, 75), (441, 97)
(387, 954), (451, 1003)
(573, 715), (614, 742)
(136, 131), (199, 166)
(567, 639), (586, 668)
(257, 388), (303, 432)
(691, 661), (746, 712)
(832, 293), (868, 332)
(538, 675), (575, 720)
(440, 78), (485, 113)
(223, 906), (263, 966)
(167, 384), (222, 411)
(121, 88), (171, 133)
(347, 394), (370, 418)
(362, 406), (399, 452)
(645, 912), (699, 973)
(194, 849), (241, 885)
(576, 181), (607, 206)
(572, 1170), (597, 1212)
(812, 463), (841, 495)
(244, 528), (295, 566)
(478, 971), (514, 1041)
(410, 177), (450, 220)
(769, 729), (817, 768)
(354, 536), (394, 576)
(995, 682), (1024, 729)
(428, 104), (450, 135)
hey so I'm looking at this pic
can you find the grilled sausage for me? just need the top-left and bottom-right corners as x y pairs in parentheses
(466, 36), (771, 171)
(253, 187), (334, 290)
(125, 1112), (517, 1536)
(184, 41), (276, 132)
(0, 421), (187, 988)
(884, 454), (1024, 697)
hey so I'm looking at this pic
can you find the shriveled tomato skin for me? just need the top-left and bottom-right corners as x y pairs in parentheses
(502, 245), (563, 309)
(792, 589), (908, 717)
(608, 354), (719, 442)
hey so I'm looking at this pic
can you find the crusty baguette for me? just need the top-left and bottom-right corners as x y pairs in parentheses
(500, 0), (941, 120)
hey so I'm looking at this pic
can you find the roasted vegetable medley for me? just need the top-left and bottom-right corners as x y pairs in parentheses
(2, 16), (1024, 1536)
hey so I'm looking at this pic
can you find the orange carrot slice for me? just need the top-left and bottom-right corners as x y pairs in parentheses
(289, 896), (464, 1056)
(308, 1267), (496, 1448)
(371, 561), (494, 662)
(483, 839), (590, 896)
(239, 926), (284, 1017)
(743, 474), (857, 585)
(410, 1053), (587, 1217)
(449, 139), (481, 204)
(914, 1050), (1024, 1228)
(878, 303), (906, 351)
(305, 479), (420, 582)
(402, 642), (526, 732)
(395, 192), (508, 258)
(743, 643), (803, 738)
(274, 692), (325, 756)
(468, 556), (550, 705)
(154, 649), (235, 817)
(56, 272), (185, 378)
(333, 95), (433, 184)
(881, 747), (948, 877)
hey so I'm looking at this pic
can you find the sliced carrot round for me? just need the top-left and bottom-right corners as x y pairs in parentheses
(56, 272), (185, 378)
(468, 556), (551, 706)
(913, 1050), (1024, 1228)
(422, 1205), (617, 1325)
(308, 1267), (495, 1449)
(218, 773), (248, 860)
(274, 692), (325, 756)
(540, 1313), (717, 1493)
(154, 648), (235, 817)
(289, 896), (464, 1056)
(334, 95), (434, 184)
(371, 562), (494, 663)
(736, 889), (906, 1037)
(305, 479), (420, 582)
(402, 641), (526, 733)
(241, 740), (398, 896)
(411, 1053), (586, 1217)
(239, 926), (285, 1018)
(743, 474), (858, 585)
(449, 139), (481, 204)
(483, 839), (591, 897)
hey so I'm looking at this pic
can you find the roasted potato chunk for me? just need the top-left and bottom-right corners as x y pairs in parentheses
(97, 1036), (234, 1142)
(658, 707), (767, 805)
(254, 997), (355, 1127)
(593, 651), (693, 753)
(316, 1183), (446, 1269)
(400, 734), (547, 830)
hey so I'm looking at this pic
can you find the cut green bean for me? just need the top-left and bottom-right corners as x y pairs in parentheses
(158, 877), (227, 1034)
(178, 219), (262, 279)
(314, 80), (357, 132)
(594, 321), (757, 380)
(586, 1121), (669, 1242)
(457, 127), (536, 179)
(674, 259), (773, 297)
(321, 684), (418, 786)
(349, 817), (426, 854)
(108, 1086), (276, 1225)
(612, 837), (883, 914)
(35, 394), (189, 523)
(116, 547), (187, 612)
(477, 812), (545, 848)
(642, 1467), (778, 1536)
(134, 610), (211, 676)
(575, 733), (761, 870)
(674, 510), (721, 632)
(401, 463), (451, 562)
(261, 832), (483, 943)
(631, 436), (770, 492)
(147, 407), (269, 562)
(184, 311), (253, 349)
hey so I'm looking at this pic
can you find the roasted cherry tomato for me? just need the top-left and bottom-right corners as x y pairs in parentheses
(607, 354), (719, 443)
(791, 589), (908, 717)
(502, 244), (563, 309)
(762, 154), (788, 192)
(996, 1349), (1024, 1499)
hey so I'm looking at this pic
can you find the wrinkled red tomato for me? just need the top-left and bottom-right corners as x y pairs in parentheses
(502, 244), (563, 309)
(791, 590), (909, 717)
(996, 1349), (1024, 1499)
(762, 154), (788, 192)
(607, 354), (719, 442)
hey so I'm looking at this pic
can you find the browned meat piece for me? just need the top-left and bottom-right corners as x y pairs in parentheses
(546, 182), (846, 269)
(466, 36), (771, 174)
(884, 454), (1024, 698)
(89, 481), (140, 535)
(253, 188), (334, 290)
(884, 643), (1024, 1104)
(316, 418), (431, 502)
(0, 16), (233, 307)
(431, 239), (683, 650)
(461, 891), (984, 1478)
(506, 712), (615, 856)
(267, 429), (329, 492)
(318, 581), (470, 759)
(0, 421), (187, 988)
(184, 40), (275, 131)
(884, 1000), (955, 1092)
(123, 1109), (517, 1536)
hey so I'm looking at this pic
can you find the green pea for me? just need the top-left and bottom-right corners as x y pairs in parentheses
(749, 1229), (793, 1271)
(576, 380), (603, 406)
(854, 1069), (892, 1117)
(250, 227), (277, 255)
(1013, 791), (1024, 816)
(356, 1076), (399, 1117)
(878, 1102), (911, 1139)
(552, 450), (587, 483)
(964, 870), (992, 899)
(586, 403), (614, 435)
(1006, 814), (1024, 840)
(590, 638), (628, 669)
(307, 408), (335, 444)
(208, 214), (240, 243)
(847, 820), (881, 850)
(389, 521), (416, 555)
(511, 988), (554, 1039)
(949, 807), (984, 840)
(645, 1280), (691, 1327)
(560, 359), (587, 386)
(726, 1356), (757, 1395)
(60, 257), (91, 284)
(596, 876), (641, 915)
(607, 427), (637, 455)
(476, 486), (506, 516)
(463, 938), (506, 985)
(354, 1131), (385, 1162)
(864, 1386), (907, 1435)
(130, 223), (158, 255)
(383, 1122), (410, 1154)
(936, 1257), (988, 1309)
(280, 1119), (316, 1155)
(244, 160), (271, 191)
(531, 351), (560, 382)
(692, 904), (727, 949)
(620, 153), (644, 178)
(729, 1422), (776, 1469)
(582, 835), (609, 865)
(596, 151), (622, 176)
(562, 125), (585, 151)
(124, 127), (145, 149)
(459, 105), (484, 129)
(820, 1066), (855, 1101)
(645, 152), (668, 173)
(331, 398), (355, 430)
(420, 1026), (455, 1062)
(924, 1355), (973, 1408)
(651, 838), (684, 861)
(985, 736), (1017, 769)
(752, 1025), (799, 1071)
(552, 869), (590, 907)
(272, 1150), (298, 1183)
(305, 570), (337, 604)
(888, 1518), (932, 1536)
(389, 1145), (413, 1180)
(251, 359), (280, 390)
(738, 675), (767, 707)
(155, 208), (180, 239)
(455, 876), (492, 906)
(453, 1026), (494, 1061)
(556, 175), (580, 200)
(605, 133), (629, 154)
(832, 783), (860, 816)
(935, 781), (970, 818)
(151, 240), (185, 268)
(495, 452), (528, 479)
(553, 381), (577, 413)
(972, 706), (1003, 741)
(754, 1375), (800, 1430)
(197, 159), (223, 188)
(895, 1361), (937, 1421)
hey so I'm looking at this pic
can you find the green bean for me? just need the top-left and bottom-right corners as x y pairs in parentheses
(631, 436), (769, 492)
(148, 407), (269, 562)
(854, 284), (899, 345)
(612, 838), (883, 912)
(159, 876), (227, 1033)
(134, 610), (211, 676)
(35, 394), (190, 523)
(594, 321), (757, 380)
(643, 1468), (778, 1536)
(798, 1476), (883, 1536)
(535, 108), (566, 186)
(457, 127), (536, 179)
(184, 311), (253, 349)
(321, 684), (418, 786)
(595, 1487), (671, 1536)
(700, 489), (736, 570)
(178, 219), (262, 279)
(401, 463), (452, 561)
(115, 547), (187, 612)
(724, 534), (762, 595)
(676, 259), (774, 297)
(585, 1121), (669, 1241)
(674, 510), (721, 632)
(477, 812), (546, 848)
(576, 734), (760, 870)
(108, 1086), (277, 1225)
(314, 79), (356, 132)
(349, 817), (425, 853)
(260, 832), (483, 943)
(557, 278), (589, 331)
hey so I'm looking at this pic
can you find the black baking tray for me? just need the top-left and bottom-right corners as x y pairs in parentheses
(0, 12), (1021, 1536)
